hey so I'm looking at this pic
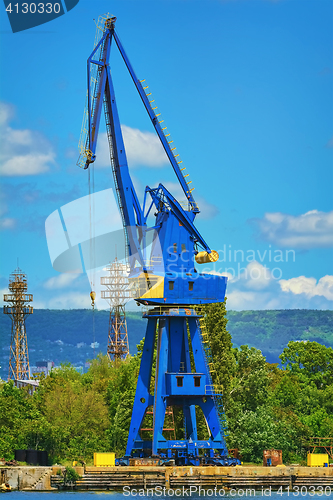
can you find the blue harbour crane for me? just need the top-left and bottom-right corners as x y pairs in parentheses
(78, 14), (239, 466)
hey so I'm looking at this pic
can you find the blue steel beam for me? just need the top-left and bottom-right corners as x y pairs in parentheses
(125, 309), (228, 459)
(112, 31), (199, 214)
(85, 31), (110, 167)
(148, 184), (211, 252)
(125, 318), (157, 457)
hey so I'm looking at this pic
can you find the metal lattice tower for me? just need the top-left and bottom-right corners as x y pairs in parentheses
(3, 268), (33, 381)
(101, 259), (131, 361)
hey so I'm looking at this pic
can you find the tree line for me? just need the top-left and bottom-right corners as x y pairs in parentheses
(1, 302), (332, 465)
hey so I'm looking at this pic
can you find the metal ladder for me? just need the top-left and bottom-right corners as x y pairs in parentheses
(103, 98), (130, 262)
(140, 80), (199, 211)
(140, 406), (176, 441)
(197, 315), (229, 436)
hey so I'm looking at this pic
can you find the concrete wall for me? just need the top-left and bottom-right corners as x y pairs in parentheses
(0, 466), (54, 491)
(85, 465), (333, 477)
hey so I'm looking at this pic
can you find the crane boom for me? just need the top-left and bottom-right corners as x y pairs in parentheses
(112, 31), (199, 214)
(78, 14), (226, 306)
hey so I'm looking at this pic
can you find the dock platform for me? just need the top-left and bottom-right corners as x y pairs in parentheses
(1, 464), (332, 491)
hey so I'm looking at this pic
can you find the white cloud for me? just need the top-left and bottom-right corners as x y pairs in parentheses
(196, 197), (219, 219)
(0, 193), (16, 230)
(0, 101), (56, 176)
(44, 273), (80, 290)
(95, 132), (218, 219)
(45, 292), (91, 309)
(280, 275), (333, 301)
(210, 261), (333, 310)
(163, 181), (219, 220)
(122, 125), (168, 167)
(32, 299), (47, 309)
(241, 261), (273, 290)
(0, 102), (14, 126)
(3, 153), (54, 176)
(251, 210), (333, 248)
(213, 260), (273, 291)
(227, 289), (268, 310)
(226, 288), (286, 310)
(0, 217), (16, 229)
(206, 270), (234, 281)
(95, 126), (168, 168)
(18, 264), (333, 311)
(40, 287), (117, 310)
(0, 287), (9, 306)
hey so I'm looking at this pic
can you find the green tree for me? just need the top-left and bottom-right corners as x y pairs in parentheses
(280, 341), (333, 388)
(272, 373), (301, 409)
(82, 353), (115, 395)
(37, 364), (110, 461)
(300, 408), (333, 438)
(199, 301), (236, 395)
(110, 390), (136, 454)
(229, 345), (269, 411)
(0, 380), (50, 459)
(228, 406), (278, 462)
(105, 355), (140, 454)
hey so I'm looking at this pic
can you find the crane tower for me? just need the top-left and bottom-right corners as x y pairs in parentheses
(101, 258), (131, 361)
(3, 268), (33, 381)
(78, 14), (239, 466)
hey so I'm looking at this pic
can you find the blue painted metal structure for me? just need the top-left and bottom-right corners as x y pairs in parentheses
(79, 15), (238, 466)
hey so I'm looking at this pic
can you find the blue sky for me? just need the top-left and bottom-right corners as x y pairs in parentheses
(0, 0), (332, 311)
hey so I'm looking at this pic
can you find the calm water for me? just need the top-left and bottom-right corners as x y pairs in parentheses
(5, 488), (333, 499)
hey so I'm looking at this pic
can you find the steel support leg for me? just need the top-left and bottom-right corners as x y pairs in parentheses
(125, 317), (157, 456)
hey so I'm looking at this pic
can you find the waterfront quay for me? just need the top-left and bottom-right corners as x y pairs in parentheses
(1, 465), (333, 491)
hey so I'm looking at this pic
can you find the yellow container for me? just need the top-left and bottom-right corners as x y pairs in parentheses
(93, 452), (115, 467)
(307, 453), (329, 467)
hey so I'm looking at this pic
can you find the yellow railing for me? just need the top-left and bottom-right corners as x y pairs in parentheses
(140, 79), (199, 211)
(141, 305), (197, 317)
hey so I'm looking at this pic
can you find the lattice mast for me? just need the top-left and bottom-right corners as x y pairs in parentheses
(3, 268), (33, 381)
(101, 259), (131, 360)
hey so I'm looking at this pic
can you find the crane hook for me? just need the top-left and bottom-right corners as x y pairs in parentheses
(90, 290), (96, 308)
